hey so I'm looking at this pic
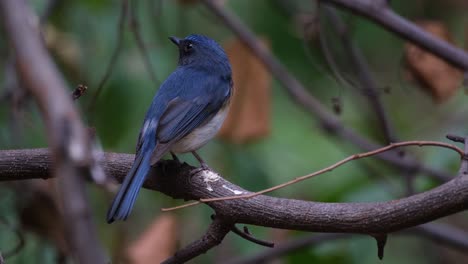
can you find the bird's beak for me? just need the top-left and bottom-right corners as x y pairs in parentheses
(169, 36), (181, 47)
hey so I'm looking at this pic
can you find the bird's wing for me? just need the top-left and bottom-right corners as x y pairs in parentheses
(149, 97), (218, 165)
(148, 71), (231, 165)
(158, 97), (215, 142)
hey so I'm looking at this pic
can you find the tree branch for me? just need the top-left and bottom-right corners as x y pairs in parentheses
(231, 225), (275, 248)
(410, 223), (468, 252)
(321, 0), (468, 71)
(200, 0), (451, 183)
(0, 0), (106, 263)
(129, 0), (160, 85)
(321, 5), (397, 143)
(226, 233), (349, 264)
(87, 0), (128, 115)
(228, 222), (468, 264)
(1, 147), (468, 263)
(161, 216), (232, 264)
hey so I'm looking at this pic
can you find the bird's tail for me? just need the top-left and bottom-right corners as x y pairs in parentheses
(106, 151), (151, 223)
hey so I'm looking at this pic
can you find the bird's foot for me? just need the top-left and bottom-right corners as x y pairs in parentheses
(189, 162), (212, 177)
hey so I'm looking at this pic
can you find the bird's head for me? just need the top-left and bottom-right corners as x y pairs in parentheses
(169, 34), (231, 73)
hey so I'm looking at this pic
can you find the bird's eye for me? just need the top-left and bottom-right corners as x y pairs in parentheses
(184, 43), (193, 53)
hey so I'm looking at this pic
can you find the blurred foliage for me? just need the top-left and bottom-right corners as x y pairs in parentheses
(1, 0), (468, 263)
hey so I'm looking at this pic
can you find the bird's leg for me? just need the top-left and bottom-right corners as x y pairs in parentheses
(191, 151), (210, 169)
(170, 151), (181, 164)
(189, 151), (211, 176)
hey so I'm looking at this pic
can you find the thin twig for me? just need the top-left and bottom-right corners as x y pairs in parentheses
(321, 0), (468, 71)
(446, 134), (465, 144)
(316, 12), (351, 97)
(87, 0), (128, 115)
(200, 0), (452, 183)
(320, 4), (420, 194)
(226, 233), (349, 264)
(321, 5), (397, 143)
(161, 201), (200, 211)
(231, 225), (275, 248)
(162, 140), (463, 211)
(129, 0), (160, 85)
(229, 222), (468, 264)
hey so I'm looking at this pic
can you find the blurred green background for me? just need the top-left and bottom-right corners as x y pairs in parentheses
(1, 0), (468, 263)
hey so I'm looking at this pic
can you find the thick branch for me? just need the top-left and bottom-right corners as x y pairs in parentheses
(2, 148), (467, 235)
(0, 1), (106, 263)
(321, 0), (468, 70)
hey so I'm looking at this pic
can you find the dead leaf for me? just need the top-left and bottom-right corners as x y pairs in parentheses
(126, 214), (179, 264)
(218, 37), (271, 144)
(404, 21), (463, 103)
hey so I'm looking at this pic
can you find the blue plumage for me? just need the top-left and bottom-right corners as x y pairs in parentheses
(107, 34), (233, 223)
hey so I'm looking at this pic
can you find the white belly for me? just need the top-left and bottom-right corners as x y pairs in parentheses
(170, 106), (229, 153)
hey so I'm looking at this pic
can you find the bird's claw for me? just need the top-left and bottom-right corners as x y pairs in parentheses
(189, 163), (211, 177)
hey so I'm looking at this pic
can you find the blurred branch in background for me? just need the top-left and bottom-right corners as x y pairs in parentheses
(0, 57), (28, 146)
(200, 0), (452, 183)
(0, 0), (106, 263)
(319, 4), (397, 144)
(410, 223), (468, 252)
(322, 0), (468, 71)
(317, 4), (423, 196)
(87, 0), (129, 116)
(129, 0), (161, 85)
(0, 216), (25, 260)
(227, 222), (468, 264)
(226, 233), (350, 264)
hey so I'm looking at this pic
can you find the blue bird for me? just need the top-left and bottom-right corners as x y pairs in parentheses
(107, 34), (233, 223)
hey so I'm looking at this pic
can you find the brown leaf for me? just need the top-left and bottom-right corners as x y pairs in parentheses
(126, 213), (179, 264)
(218, 37), (271, 144)
(404, 21), (463, 103)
